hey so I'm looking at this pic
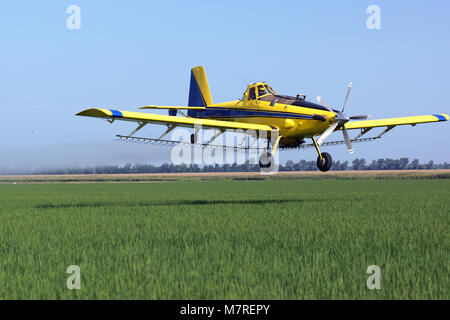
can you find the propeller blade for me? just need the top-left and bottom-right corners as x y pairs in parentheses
(341, 82), (352, 112)
(316, 96), (335, 113)
(349, 114), (371, 120)
(317, 122), (339, 145)
(342, 125), (354, 154)
(316, 96), (327, 106)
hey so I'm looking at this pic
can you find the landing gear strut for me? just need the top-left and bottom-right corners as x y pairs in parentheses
(312, 136), (333, 172)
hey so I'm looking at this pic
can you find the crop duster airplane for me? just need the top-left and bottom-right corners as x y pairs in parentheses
(77, 66), (448, 172)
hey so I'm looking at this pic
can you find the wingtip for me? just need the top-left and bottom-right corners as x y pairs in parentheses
(76, 108), (110, 117)
(433, 114), (449, 121)
(139, 105), (155, 110)
(75, 109), (92, 116)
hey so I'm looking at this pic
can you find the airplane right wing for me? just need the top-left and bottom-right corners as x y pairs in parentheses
(76, 108), (278, 136)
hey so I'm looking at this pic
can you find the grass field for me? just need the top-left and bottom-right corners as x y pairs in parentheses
(0, 175), (448, 299)
(1, 169), (450, 183)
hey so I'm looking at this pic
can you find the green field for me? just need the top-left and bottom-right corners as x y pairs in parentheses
(0, 177), (448, 299)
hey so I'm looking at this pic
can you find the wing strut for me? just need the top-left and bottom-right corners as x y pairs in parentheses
(158, 125), (176, 140)
(205, 129), (225, 146)
(128, 122), (147, 137)
(353, 127), (373, 140)
(376, 125), (396, 138)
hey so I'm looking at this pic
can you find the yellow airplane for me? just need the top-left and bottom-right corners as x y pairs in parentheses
(77, 66), (448, 172)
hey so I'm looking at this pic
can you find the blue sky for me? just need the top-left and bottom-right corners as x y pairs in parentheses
(0, 0), (449, 172)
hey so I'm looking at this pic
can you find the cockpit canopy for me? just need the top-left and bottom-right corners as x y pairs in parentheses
(246, 82), (277, 100)
(243, 82), (330, 111)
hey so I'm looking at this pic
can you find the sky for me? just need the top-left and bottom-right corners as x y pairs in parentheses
(0, 0), (449, 173)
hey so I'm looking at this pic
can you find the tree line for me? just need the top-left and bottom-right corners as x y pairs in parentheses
(30, 158), (449, 175)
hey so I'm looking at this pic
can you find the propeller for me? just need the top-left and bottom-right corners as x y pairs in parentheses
(316, 122), (339, 145)
(342, 83), (352, 112)
(316, 96), (334, 113)
(315, 83), (370, 154)
(349, 115), (371, 120)
(342, 126), (354, 154)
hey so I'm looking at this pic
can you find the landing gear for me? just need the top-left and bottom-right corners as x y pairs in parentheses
(190, 133), (197, 144)
(312, 136), (333, 172)
(258, 134), (282, 170)
(317, 152), (332, 172)
(259, 152), (273, 168)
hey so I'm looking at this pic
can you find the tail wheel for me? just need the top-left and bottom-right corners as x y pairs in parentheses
(317, 152), (332, 172)
(259, 152), (273, 168)
(190, 133), (197, 144)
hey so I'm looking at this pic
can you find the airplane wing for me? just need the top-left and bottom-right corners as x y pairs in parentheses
(344, 114), (448, 130)
(299, 114), (448, 150)
(139, 105), (206, 110)
(76, 108), (277, 135)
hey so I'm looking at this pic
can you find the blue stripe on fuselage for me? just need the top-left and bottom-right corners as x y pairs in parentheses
(194, 107), (313, 119)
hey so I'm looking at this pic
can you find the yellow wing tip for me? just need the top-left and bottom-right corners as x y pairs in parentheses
(440, 114), (449, 121)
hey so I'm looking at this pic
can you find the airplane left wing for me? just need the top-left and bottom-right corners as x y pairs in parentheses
(312, 113), (448, 147)
(344, 114), (448, 130)
(299, 113), (448, 150)
(76, 108), (277, 135)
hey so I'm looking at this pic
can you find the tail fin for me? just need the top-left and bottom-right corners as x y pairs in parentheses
(188, 66), (213, 107)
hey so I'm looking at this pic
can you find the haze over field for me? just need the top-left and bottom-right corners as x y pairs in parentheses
(0, 141), (171, 174)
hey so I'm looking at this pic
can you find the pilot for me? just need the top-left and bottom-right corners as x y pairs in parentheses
(258, 86), (267, 97)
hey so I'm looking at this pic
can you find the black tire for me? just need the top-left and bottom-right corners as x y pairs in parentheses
(317, 152), (332, 172)
(190, 133), (197, 144)
(259, 152), (273, 168)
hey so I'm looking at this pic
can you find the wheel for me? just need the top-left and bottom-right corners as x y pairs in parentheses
(259, 152), (273, 168)
(317, 152), (332, 172)
(190, 133), (197, 144)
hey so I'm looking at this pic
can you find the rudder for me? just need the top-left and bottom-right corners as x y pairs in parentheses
(188, 66), (213, 116)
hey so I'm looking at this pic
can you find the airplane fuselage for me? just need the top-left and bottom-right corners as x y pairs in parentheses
(190, 99), (335, 146)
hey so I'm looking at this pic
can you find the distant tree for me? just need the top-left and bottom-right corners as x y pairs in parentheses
(408, 159), (420, 170)
(15, 156), (450, 175)
(285, 160), (295, 171)
(352, 158), (366, 170)
(399, 158), (409, 170)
